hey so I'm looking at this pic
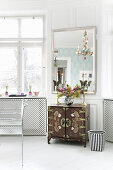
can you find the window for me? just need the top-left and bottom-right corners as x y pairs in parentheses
(0, 17), (44, 95)
(21, 18), (43, 38)
(0, 47), (17, 93)
(0, 19), (18, 38)
(23, 47), (42, 92)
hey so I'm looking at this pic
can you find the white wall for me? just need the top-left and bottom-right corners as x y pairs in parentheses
(47, 0), (104, 130)
(101, 4), (113, 98)
(0, 0), (109, 130)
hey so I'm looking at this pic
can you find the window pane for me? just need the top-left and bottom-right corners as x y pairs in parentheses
(23, 47), (42, 93)
(0, 48), (17, 94)
(21, 18), (43, 38)
(0, 19), (18, 38)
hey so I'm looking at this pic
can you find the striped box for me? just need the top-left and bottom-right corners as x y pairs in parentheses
(88, 130), (105, 151)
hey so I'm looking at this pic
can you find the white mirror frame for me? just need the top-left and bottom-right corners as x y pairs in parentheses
(52, 26), (97, 94)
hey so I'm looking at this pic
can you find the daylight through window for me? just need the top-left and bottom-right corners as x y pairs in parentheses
(0, 17), (44, 95)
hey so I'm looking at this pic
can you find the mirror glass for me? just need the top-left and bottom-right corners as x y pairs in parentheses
(52, 27), (96, 94)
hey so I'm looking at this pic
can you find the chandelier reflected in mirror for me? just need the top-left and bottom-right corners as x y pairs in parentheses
(76, 30), (93, 57)
(76, 30), (93, 106)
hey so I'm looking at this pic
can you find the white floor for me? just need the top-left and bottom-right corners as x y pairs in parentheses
(0, 136), (113, 170)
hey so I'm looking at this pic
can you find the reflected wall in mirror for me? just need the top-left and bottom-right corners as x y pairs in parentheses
(52, 27), (96, 94)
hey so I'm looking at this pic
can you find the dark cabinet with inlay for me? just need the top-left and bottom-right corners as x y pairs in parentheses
(48, 104), (90, 147)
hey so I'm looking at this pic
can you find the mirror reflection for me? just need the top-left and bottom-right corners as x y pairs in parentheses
(52, 27), (96, 94)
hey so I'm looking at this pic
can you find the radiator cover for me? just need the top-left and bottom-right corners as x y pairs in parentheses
(104, 99), (113, 142)
(0, 97), (47, 136)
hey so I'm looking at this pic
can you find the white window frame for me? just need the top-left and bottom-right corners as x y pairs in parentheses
(0, 16), (45, 95)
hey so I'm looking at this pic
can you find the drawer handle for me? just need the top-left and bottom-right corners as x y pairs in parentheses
(48, 116), (53, 119)
(79, 133), (86, 139)
(48, 109), (53, 112)
(79, 126), (85, 129)
(61, 118), (65, 127)
(79, 110), (85, 114)
(48, 131), (53, 134)
(48, 124), (53, 127)
(66, 118), (71, 127)
(79, 118), (85, 121)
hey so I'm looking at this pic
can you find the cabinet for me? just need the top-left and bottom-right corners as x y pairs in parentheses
(48, 104), (90, 147)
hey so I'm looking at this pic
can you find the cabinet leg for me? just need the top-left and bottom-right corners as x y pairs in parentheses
(83, 141), (86, 147)
(48, 137), (51, 144)
(84, 143), (86, 147)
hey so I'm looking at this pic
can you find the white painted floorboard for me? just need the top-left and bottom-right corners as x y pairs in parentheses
(0, 136), (113, 170)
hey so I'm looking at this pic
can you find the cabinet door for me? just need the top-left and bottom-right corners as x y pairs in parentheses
(66, 107), (86, 138)
(48, 106), (65, 138)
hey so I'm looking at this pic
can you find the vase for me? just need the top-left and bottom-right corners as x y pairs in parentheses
(5, 92), (8, 96)
(29, 91), (32, 96)
(65, 96), (74, 105)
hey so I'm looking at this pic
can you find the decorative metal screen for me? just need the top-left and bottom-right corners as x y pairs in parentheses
(23, 98), (47, 135)
(0, 99), (22, 135)
(0, 98), (47, 136)
(104, 99), (113, 142)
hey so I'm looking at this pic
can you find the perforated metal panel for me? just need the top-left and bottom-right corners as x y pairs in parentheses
(23, 98), (47, 135)
(104, 99), (113, 142)
(0, 99), (22, 135)
(0, 98), (47, 136)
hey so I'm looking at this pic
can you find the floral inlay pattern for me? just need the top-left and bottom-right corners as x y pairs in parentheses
(71, 111), (79, 133)
(54, 111), (61, 132)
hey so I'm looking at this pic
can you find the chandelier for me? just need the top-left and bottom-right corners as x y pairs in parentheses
(76, 30), (93, 106)
(76, 30), (93, 57)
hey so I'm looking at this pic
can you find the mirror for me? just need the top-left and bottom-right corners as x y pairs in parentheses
(52, 27), (96, 94)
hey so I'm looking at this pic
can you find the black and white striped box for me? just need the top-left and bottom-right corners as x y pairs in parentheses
(88, 130), (105, 151)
